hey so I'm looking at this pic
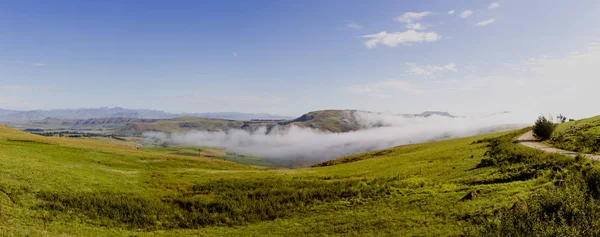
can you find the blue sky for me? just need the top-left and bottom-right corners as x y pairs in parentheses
(1, 0), (600, 118)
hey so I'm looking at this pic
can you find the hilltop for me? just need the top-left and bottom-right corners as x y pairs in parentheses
(280, 110), (457, 132)
(118, 116), (247, 135)
(5, 109), (457, 135)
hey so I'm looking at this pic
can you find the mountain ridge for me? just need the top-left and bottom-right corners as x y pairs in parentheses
(0, 107), (293, 122)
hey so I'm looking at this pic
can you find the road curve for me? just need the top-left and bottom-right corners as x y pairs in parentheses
(516, 131), (600, 161)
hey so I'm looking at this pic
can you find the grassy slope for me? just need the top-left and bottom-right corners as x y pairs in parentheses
(5, 110), (372, 136)
(0, 124), (543, 236)
(118, 116), (247, 135)
(551, 115), (600, 154)
(4, 117), (151, 131)
(120, 110), (362, 135)
(140, 146), (274, 167)
(282, 110), (361, 133)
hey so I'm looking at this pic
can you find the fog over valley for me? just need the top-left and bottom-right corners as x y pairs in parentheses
(144, 111), (529, 166)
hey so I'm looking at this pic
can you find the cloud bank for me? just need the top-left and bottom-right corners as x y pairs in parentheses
(362, 31), (440, 48)
(144, 112), (528, 167)
(476, 18), (495, 26)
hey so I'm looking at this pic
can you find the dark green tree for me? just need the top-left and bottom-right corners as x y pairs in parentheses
(533, 116), (556, 141)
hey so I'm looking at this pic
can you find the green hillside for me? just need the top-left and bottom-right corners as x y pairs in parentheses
(117, 116), (248, 135)
(5, 110), (458, 137)
(4, 117), (151, 131)
(139, 146), (275, 167)
(0, 124), (594, 236)
(280, 110), (363, 133)
(551, 115), (600, 154)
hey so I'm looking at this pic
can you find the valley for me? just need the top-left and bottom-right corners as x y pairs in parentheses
(3, 108), (521, 168)
(1, 112), (599, 236)
(2, 2), (596, 235)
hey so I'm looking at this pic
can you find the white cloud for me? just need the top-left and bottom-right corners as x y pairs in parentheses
(232, 52), (238, 57)
(459, 10), (473, 18)
(148, 112), (527, 166)
(448, 10), (455, 15)
(347, 21), (363, 29)
(346, 42), (600, 119)
(394, 11), (432, 30)
(394, 11), (431, 23)
(406, 23), (426, 30)
(476, 18), (496, 26)
(362, 30), (440, 48)
(489, 2), (500, 9)
(407, 63), (458, 76)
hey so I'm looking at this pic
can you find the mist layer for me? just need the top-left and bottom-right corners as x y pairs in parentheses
(144, 112), (529, 167)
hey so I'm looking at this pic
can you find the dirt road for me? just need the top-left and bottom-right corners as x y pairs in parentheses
(516, 131), (600, 161)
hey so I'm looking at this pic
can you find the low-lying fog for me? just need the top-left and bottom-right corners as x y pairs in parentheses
(144, 111), (529, 167)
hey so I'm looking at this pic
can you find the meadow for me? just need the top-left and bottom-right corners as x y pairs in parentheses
(551, 115), (600, 154)
(0, 123), (592, 236)
(139, 146), (275, 167)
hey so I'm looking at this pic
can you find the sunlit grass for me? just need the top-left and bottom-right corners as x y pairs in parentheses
(0, 124), (543, 236)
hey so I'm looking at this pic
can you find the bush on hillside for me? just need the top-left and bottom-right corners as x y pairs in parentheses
(533, 116), (556, 141)
(557, 114), (568, 123)
(468, 131), (600, 236)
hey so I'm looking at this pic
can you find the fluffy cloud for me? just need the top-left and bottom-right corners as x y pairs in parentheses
(406, 23), (426, 30)
(460, 10), (473, 18)
(395, 11), (432, 30)
(147, 112), (528, 166)
(362, 11), (439, 48)
(394, 11), (431, 23)
(407, 63), (458, 76)
(448, 10), (455, 15)
(476, 18), (496, 26)
(362, 30), (440, 48)
(489, 2), (500, 9)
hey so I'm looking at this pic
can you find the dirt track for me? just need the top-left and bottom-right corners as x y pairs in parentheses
(516, 131), (600, 161)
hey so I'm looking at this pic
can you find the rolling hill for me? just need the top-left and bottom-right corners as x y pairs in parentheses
(1, 122), (586, 236)
(4, 117), (151, 131)
(118, 109), (458, 135)
(117, 116), (249, 135)
(278, 110), (363, 133)
(5, 109), (457, 136)
(551, 115), (600, 154)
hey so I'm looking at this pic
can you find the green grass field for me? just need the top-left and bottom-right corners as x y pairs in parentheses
(0, 123), (586, 236)
(551, 115), (600, 154)
(139, 146), (275, 167)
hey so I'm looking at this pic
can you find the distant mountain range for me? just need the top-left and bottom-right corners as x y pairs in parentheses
(1, 108), (460, 135)
(0, 107), (294, 122)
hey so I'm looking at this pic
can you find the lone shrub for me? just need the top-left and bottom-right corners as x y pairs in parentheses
(533, 116), (556, 141)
